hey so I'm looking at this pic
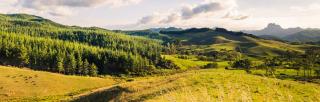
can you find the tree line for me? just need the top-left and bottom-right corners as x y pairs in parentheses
(0, 33), (159, 76)
(230, 48), (320, 78)
(0, 14), (169, 76)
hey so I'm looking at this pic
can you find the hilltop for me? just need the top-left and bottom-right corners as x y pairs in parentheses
(125, 27), (308, 57)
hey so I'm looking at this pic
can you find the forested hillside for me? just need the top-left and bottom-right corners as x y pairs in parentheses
(0, 14), (165, 76)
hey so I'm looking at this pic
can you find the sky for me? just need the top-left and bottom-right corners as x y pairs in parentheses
(1, 0), (320, 30)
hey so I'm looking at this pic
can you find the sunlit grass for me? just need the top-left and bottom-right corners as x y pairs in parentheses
(118, 69), (320, 102)
(251, 68), (318, 80)
(162, 55), (210, 70)
(0, 66), (116, 101)
(210, 42), (238, 51)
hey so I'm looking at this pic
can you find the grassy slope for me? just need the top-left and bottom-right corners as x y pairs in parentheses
(209, 36), (307, 57)
(162, 55), (210, 69)
(2, 60), (320, 102)
(71, 57), (320, 102)
(110, 69), (320, 102)
(165, 30), (307, 57)
(0, 66), (116, 101)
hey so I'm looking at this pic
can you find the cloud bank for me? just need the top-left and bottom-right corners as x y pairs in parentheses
(181, 2), (223, 19)
(137, 0), (248, 25)
(290, 3), (320, 11)
(14, 0), (142, 16)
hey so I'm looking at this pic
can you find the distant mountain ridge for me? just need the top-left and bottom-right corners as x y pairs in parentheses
(283, 29), (320, 42)
(244, 23), (320, 42)
(244, 23), (304, 37)
(149, 27), (183, 33)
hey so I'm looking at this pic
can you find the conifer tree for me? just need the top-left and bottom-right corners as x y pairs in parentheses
(83, 59), (90, 75)
(89, 63), (98, 76)
(56, 54), (64, 73)
(18, 45), (29, 66)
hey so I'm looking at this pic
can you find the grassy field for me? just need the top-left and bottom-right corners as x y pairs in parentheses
(0, 66), (116, 101)
(208, 36), (307, 57)
(2, 63), (320, 102)
(162, 55), (211, 70)
(82, 69), (320, 102)
(251, 69), (320, 82)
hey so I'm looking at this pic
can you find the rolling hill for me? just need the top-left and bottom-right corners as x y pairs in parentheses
(156, 28), (308, 57)
(148, 27), (183, 33)
(71, 68), (320, 102)
(0, 13), (165, 76)
(121, 27), (311, 58)
(0, 65), (116, 101)
(283, 29), (320, 42)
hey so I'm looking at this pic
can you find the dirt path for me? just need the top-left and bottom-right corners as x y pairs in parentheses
(70, 84), (119, 99)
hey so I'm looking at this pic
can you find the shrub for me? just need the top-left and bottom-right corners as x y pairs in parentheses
(203, 62), (218, 69)
(231, 59), (252, 69)
(177, 55), (191, 59)
(157, 59), (180, 69)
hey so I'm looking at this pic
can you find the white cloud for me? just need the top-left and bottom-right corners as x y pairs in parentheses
(160, 14), (180, 24)
(138, 15), (161, 24)
(223, 10), (249, 20)
(290, 3), (320, 11)
(16, 0), (142, 8)
(181, 2), (223, 19)
(137, 0), (248, 26)
(10, 0), (143, 16)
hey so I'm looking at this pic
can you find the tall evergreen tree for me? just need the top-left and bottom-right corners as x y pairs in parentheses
(56, 54), (64, 73)
(18, 45), (29, 66)
(89, 63), (98, 76)
(83, 59), (90, 75)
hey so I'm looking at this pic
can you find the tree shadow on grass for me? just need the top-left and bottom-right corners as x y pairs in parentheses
(71, 86), (131, 102)
(71, 74), (188, 102)
(252, 72), (320, 84)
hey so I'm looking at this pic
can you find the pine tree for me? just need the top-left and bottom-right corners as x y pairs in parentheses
(76, 53), (83, 75)
(68, 53), (77, 75)
(89, 63), (98, 76)
(56, 54), (64, 73)
(18, 45), (29, 66)
(83, 59), (90, 75)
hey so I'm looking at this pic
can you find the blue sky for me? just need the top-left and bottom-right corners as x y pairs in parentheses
(1, 0), (320, 30)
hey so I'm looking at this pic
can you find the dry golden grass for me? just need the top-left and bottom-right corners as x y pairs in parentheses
(104, 69), (320, 102)
(2, 65), (320, 102)
(0, 66), (116, 101)
(162, 55), (210, 70)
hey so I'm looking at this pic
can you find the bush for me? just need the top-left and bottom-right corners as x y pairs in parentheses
(157, 59), (180, 69)
(203, 62), (218, 69)
(231, 59), (252, 69)
(177, 55), (191, 59)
